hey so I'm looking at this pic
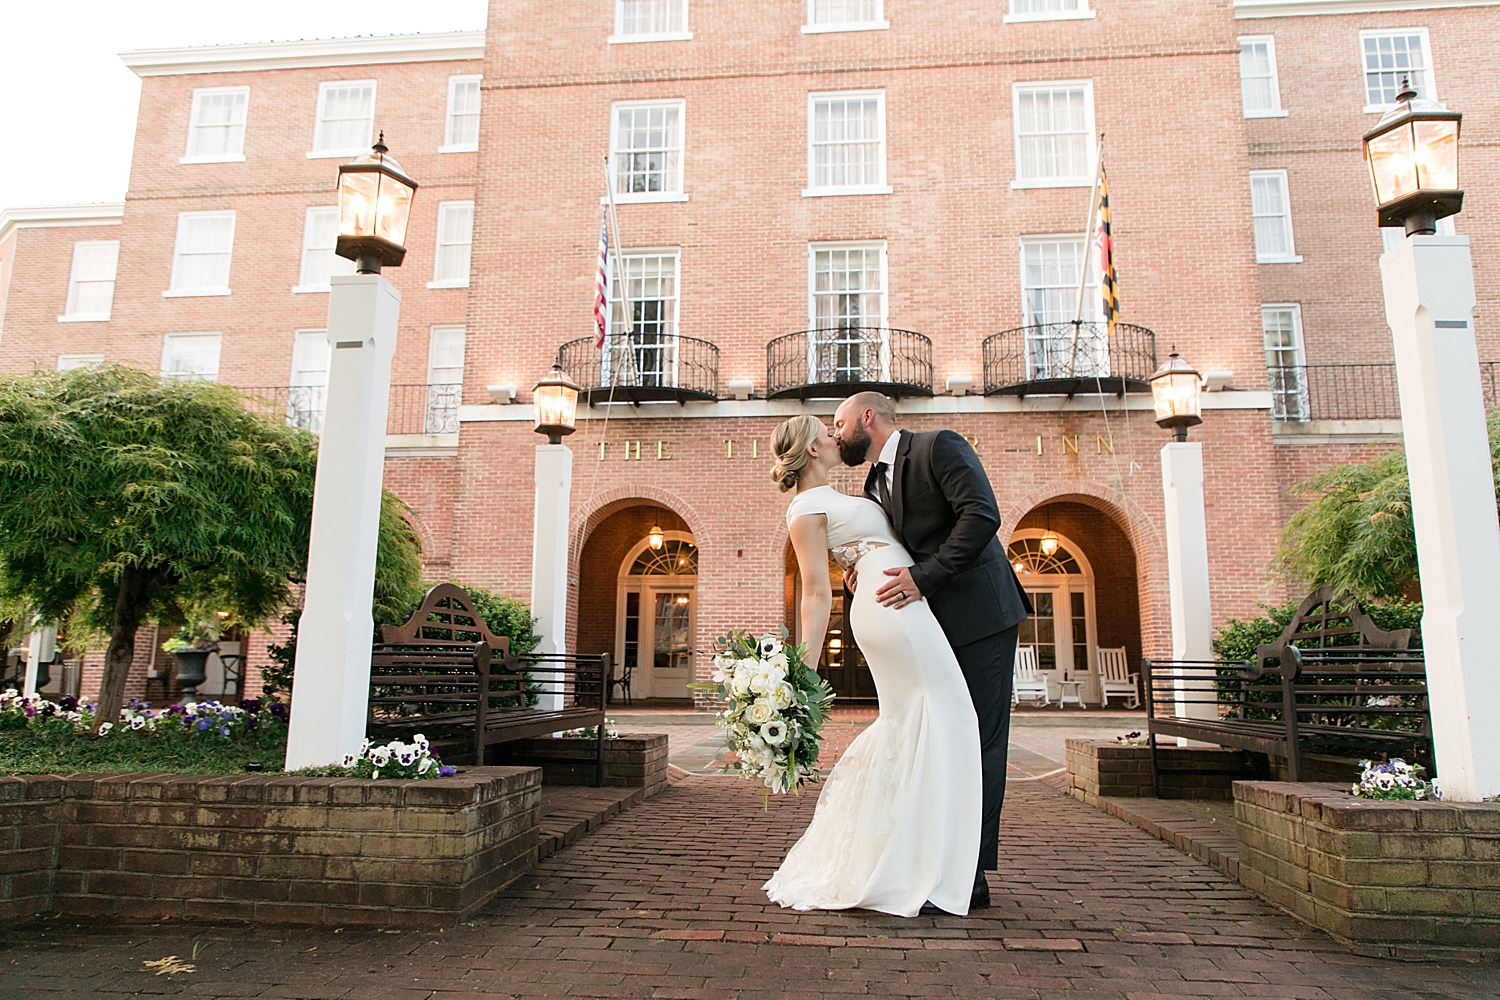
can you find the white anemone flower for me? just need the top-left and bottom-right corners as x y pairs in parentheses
(758, 636), (784, 658)
(760, 720), (788, 746)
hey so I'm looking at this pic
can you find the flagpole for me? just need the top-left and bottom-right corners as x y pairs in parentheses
(1067, 133), (1105, 377)
(604, 157), (634, 337)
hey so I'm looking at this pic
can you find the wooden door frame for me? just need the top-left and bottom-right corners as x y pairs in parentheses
(615, 531), (697, 700)
(1009, 527), (1101, 703)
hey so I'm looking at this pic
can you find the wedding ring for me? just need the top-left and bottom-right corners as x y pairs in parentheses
(898, 591), (906, 600)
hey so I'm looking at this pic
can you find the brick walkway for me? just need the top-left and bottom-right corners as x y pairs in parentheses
(6, 775), (1498, 998)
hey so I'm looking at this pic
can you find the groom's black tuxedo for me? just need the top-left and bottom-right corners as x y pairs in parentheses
(862, 428), (1032, 872)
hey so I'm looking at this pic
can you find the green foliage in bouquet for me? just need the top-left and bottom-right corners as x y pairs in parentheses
(692, 627), (835, 804)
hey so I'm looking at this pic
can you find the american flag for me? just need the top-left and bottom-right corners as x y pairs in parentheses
(1094, 158), (1119, 337)
(593, 210), (609, 349)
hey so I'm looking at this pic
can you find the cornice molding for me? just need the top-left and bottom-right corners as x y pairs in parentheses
(119, 31), (484, 77)
(0, 204), (125, 245)
(1235, 0), (1500, 18)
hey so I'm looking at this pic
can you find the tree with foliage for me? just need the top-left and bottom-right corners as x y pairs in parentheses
(0, 365), (318, 732)
(1276, 407), (1500, 600)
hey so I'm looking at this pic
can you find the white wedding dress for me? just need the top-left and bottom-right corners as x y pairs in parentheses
(764, 485), (982, 917)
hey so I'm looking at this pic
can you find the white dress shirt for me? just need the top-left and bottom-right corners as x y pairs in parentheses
(874, 430), (900, 495)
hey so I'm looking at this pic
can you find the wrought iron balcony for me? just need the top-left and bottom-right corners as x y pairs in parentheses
(982, 321), (1157, 396)
(238, 383), (463, 436)
(556, 332), (719, 404)
(1265, 362), (1500, 422)
(766, 327), (934, 400)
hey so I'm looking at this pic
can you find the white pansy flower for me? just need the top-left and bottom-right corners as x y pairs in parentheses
(744, 700), (774, 725)
(341, 754), (359, 768)
(761, 720), (787, 746)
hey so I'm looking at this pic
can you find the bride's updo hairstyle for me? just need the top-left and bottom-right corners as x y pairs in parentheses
(770, 414), (825, 493)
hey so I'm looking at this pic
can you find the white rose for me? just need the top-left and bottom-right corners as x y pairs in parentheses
(730, 669), (753, 697)
(744, 700), (774, 725)
(769, 681), (794, 710)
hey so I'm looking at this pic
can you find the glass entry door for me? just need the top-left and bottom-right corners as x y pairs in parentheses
(1019, 585), (1092, 701)
(617, 537), (698, 701)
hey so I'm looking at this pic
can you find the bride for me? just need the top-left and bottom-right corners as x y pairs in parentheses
(763, 414), (982, 917)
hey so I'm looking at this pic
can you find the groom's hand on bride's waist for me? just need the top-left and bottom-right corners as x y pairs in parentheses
(876, 567), (922, 609)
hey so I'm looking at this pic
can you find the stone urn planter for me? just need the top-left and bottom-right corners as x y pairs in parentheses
(171, 648), (211, 697)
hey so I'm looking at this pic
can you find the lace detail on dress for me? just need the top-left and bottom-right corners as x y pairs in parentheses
(829, 541), (888, 571)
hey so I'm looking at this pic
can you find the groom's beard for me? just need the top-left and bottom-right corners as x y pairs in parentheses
(838, 426), (873, 466)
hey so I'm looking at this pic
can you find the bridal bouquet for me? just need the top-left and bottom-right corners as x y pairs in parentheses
(695, 628), (835, 800)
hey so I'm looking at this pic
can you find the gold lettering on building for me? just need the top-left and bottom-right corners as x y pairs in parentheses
(623, 441), (642, 460)
(1097, 434), (1114, 455)
(656, 440), (672, 460)
(1036, 435), (1044, 456)
(598, 441), (608, 462)
(1062, 435), (1079, 455)
(963, 435), (979, 449)
(724, 438), (734, 458)
(752, 439), (759, 459)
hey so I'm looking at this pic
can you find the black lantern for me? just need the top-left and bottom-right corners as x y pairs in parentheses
(335, 134), (419, 273)
(533, 364), (581, 445)
(1149, 351), (1203, 441)
(1362, 79), (1462, 237)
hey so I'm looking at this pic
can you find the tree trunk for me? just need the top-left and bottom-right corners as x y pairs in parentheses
(92, 565), (150, 734)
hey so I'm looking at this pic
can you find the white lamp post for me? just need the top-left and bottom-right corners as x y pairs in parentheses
(1367, 84), (1500, 801)
(1151, 352), (1215, 725)
(285, 138), (417, 770)
(531, 365), (581, 713)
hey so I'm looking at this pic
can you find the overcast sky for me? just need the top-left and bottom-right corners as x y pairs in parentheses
(0, 1), (489, 214)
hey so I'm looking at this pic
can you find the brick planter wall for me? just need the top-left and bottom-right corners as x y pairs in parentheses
(495, 733), (668, 793)
(1065, 739), (1261, 802)
(1234, 780), (1500, 961)
(0, 767), (541, 928)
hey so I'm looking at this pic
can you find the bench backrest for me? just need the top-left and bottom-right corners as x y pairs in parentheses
(1256, 587), (1410, 678)
(1097, 647), (1130, 682)
(1015, 645), (1040, 682)
(379, 582), (511, 657)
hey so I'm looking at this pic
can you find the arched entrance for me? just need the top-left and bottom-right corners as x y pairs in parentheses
(1009, 499), (1143, 706)
(616, 533), (698, 699)
(574, 502), (696, 704)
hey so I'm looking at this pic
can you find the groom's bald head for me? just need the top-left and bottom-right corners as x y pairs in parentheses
(833, 392), (899, 466)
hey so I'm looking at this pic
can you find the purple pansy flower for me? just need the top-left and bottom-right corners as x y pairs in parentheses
(437, 766), (456, 777)
(195, 718), (211, 731)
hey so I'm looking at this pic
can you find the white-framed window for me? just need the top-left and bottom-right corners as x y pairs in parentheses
(1381, 216), (1454, 253)
(1005, 0), (1095, 23)
(57, 355), (104, 371)
(1012, 81), (1095, 188)
(294, 206), (356, 293)
(182, 87), (249, 163)
(1239, 36), (1286, 118)
(310, 81), (375, 157)
(289, 330), (330, 434)
(1250, 170), (1301, 263)
(60, 241), (119, 321)
(1360, 29), (1434, 112)
(161, 333), (222, 381)
(610, 0), (692, 43)
(808, 242), (887, 384)
(425, 326), (466, 435)
(610, 100), (687, 203)
(604, 250), (681, 387)
(803, 0), (888, 33)
(166, 211), (235, 296)
(441, 76), (481, 152)
(805, 91), (890, 197)
(430, 202), (475, 288)
(1019, 235), (1106, 379)
(1262, 304), (1308, 421)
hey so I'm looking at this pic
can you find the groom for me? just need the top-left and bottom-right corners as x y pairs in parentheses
(833, 391), (1032, 910)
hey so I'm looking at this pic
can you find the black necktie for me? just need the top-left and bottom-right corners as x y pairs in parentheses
(873, 462), (892, 513)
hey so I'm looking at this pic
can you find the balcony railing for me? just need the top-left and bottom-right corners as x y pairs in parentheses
(1266, 361), (1499, 421)
(556, 332), (719, 404)
(982, 321), (1157, 396)
(238, 383), (463, 436)
(766, 327), (933, 400)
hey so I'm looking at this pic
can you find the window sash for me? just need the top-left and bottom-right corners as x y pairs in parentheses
(187, 88), (248, 159)
(314, 82), (375, 153)
(425, 327), (466, 434)
(1250, 172), (1294, 260)
(605, 254), (680, 387)
(1011, 0), (1081, 12)
(1238, 37), (1280, 114)
(810, 94), (884, 190)
(1262, 306), (1308, 420)
(433, 202), (475, 284)
(65, 241), (119, 317)
(811, 0), (880, 25)
(287, 330), (330, 433)
(1019, 237), (1106, 378)
(170, 213), (235, 292)
(613, 103), (684, 196)
(445, 77), (481, 148)
(1361, 31), (1431, 108)
(1015, 84), (1092, 182)
(161, 334), (222, 381)
(617, 0), (686, 36)
(298, 207), (355, 290)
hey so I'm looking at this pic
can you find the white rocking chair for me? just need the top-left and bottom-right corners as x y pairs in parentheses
(1012, 645), (1050, 707)
(1097, 646), (1140, 709)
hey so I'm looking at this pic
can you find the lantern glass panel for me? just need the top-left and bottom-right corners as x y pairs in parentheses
(534, 383), (577, 433)
(1413, 119), (1459, 190)
(1151, 372), (1201, 423)
(339, 171), (380, 240)
(1367, 125), (1418, 206)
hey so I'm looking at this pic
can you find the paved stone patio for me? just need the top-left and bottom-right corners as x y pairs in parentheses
(5, 773), (1497, 999)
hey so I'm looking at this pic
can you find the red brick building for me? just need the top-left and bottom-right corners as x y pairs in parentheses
(2, 0), (1495, 708)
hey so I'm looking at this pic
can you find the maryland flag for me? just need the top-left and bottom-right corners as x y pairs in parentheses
(1093, 159), (1119, 337)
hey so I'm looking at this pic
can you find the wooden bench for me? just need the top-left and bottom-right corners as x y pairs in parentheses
(1144, 588), (1431, 793)
(366, 584), (611, 784)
